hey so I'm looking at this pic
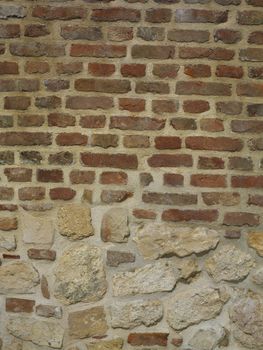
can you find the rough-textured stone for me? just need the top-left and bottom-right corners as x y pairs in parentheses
(112, 260), (180, 296)
(248, 232), (263, 256)
(106, 250), (135, 267)
(110, 299), (163, 329)
(0, 261), (39, 294)
(101, 208), (129, 242)
(134, 223), (220, 259)
(54, 244), (107, 304)
(21, 210), (54, 246)
(7, 316), (64, 348)
(0, 232), (16, 250)
(205, 245), (254, 282)
(167, 286), (229, 330)
(86, 339), (123, 350)
(230, 291), (263, 349)
(68, 306), (108, 339)
(36, 304), (62, 319)
(252, 267), (263, 285)
(57, 204), (93, 240)
(188, 325), (228, 350)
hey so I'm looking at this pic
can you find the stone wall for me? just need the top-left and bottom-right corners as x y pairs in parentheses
(0, 0), (263, 349)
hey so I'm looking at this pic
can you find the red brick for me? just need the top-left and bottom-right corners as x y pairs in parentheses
(37, 169), (63, 183)
(91, 134), (118, 148)
(191, 174), (226, 188)
(6, 298), (35, 313)
(110, 116), (165, 130)
(18, 187), (45, 201)
(145, 8), (172, 23)
(81, 153), (138, 169)
(132, 45), (175, 59)
(17, 115), (44, 127)
(237, 83), (263, 97)
(32, 5), (86, 20)
(0, 24), (20, 38)
(27, 249), (56, 261)
(248, 137), (263, 150)
(121, 64), (146, 77)
(44, 79), (69, 92)
(0, 187), (14, 200)
(101, 190), (133, 203)
(0, 217), (18, 231)
(75, 79), (131, 93)
(155, 136), (181, 149)
(171, 118), (197, 130)
(214, 29), (241, 44)
(0, 204), (18, 212)
(66, 96), (113, 110)
(91, 7), (141, 22)
(200, 118), (224, 132)
(136, 81), (169, 94)
(175, 9), (228, 23)
(60, 26), (102, 41)
(0, 116), (13, 128)
(180, 47), (234, 60)
(223, 212), (259, 226)
(133, 209), (157, 219)
(80, 115), (106, 128)
(119, 98), (145, 112)
(249, 67), (263, 79)
(168, 29), (209, 43)
(240, 48), (263, 62)
(25, 61), (50, 74)
(248, 31), (263, 44)
(246, 0), (263, 5)
(4, 96), (30, 110)
(128, 333), (169, 347)
(10, 43), (65, 57)
(183, 100), (209, 113)
(48, 113), (75, 127)
(71, 44), (126, 58)
(231, 120), (263, 133)
(70, 170), (95, 184)
(231, 175), (263, 188)
(100, 171), (127, 184)
(216, 65), (243, 79)
(48, 152), (73, 165)
(248, 194), (263, 207)
(49, 187), (76, 200)
(123, 135), (150, 148)
(202, 192), (240, 206)
(152, 100), (178, 114)
(184, 64), (211, 78)
(198, 157), (225, 169)
(0, 132), (51, 146)
(0, 62), (19, 75)
(228, 157), (253, 171)
(4, 168), (32, 182)
(108, 27), (133, 41)
(163, 174), (184, 187)
(25, 24), (50, 37)
(162, 209), (218, 222)
(186, 136), (243, 152)
(143, 192), (197, 205)
(176, 81), (231, 96)
(88, 63), (115, 77)
(237, 11), (263, 25)
(216, 101), (242, 115)
(56, 62), (83, 75)
(153, 64), (179, 78)
(148, 154), (193, 167)
(35, 96), (61, 109)
(56, 133), (88, 146)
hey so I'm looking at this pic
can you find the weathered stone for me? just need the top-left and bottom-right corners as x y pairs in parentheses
(248, 232), (263, 257)
(101, 208), (129, 242)
(230, 290), (263, 349)
(0, 261), (39, 294)
(7, 316), (64, 349)
(176, 258), (200, 282)
(0, 5), (27, 19)
(205, 245), (254, 282)
(41, 275), (50, 299)
(54, 243), (107, 304)
(110, 299), (163, 329)
(252, 267), (263, 285)
(57, 204), (93, 240)
(167, 286), (229, 330)
(106, 250), (135, 267)
(21, 210), (54, 246)
(112, 260), (179, 296)
(27, 248), (56, 261)
(86, 339), (123, 350)
(188, 325), (228, 350)
(0, 232), (16, 250)
(68, 306), (108, 339)
(134, 223), (220, 259)
(36, 304), (62, 319)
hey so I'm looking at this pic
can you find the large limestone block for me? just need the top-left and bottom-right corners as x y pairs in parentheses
(188, 325), (228, 350)
(54, 243), (107, 304)
(134, 223), (220, 259)
(110, 299), (163, 329)
(57, 204), (93, 240)
(248, 232), (263, 257)
(167, 286), (230, 330)
(86, 339), (123, 350)
(230, 291), (263, 349)
(205, 245), (254, 282)
(0, 261), (39, 294)
(68, 306), (108, 339)
(7, 316), (64, 349)
(101, 208), (129, 243)
(0, 232), (16, 250)
(112, 260), (179, 296)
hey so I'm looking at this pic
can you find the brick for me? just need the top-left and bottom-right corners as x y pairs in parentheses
(214, 29), (241, 44)
(80, 115), (106, 128)
(240, 48), (263, 62)
(35, 96), (61, 109)
(137, 27), (165, 41)
(215, 0), (241, 4)
(37, 169), (63, 183)
(0, 187), (14, 201)
(20, 151), (42, 165)
(152, 100), (178, 113)
(32, 6), (86, 20)
(216, 101), (242, 115)
(0, 116), (13, 128)
(4, 168), (32, 182)
(200, 118), (224, 132)
(10, 42), (65, 57)
(6, 298), (35, 313)
(100, 171), (127, 184)
(0, 217), (18, 231)
(81, 153), (138, 169)
(223, 212), (259, 226)
(153, 64), (179, 78)
(71, 44), (126, 58)
(0, 24), (20, 38)
(176, 81), (231, 96)
(248, 31), (263, 44)
(133, 209), (157, 219)
(4, 96), (30, 110)
(248, 194), (263, 207)
(231, 175), (263, 188)
(49, 187), (76, 200)
(107, 250), (135, 267)
(27, 249), (56, 261)
(175, 9), (228, 23)
(91, 7), (140, 22)
(231, 120), (263, 133)
(119, 98), (145, 112)
(70, 170), (95, 184)
(132, 45), (175, 59)
(48, 113), (75, 127)
(162, 209), (218, 222)
(142, 192), (197, 205)
(148, 154), (193, 167)
(228, 157), (253, 171)
(25, 24), (50, 37)
(121, 64), (146, 77)
(108, 27), (133, 41)
(202, 192), (240, 206)
(248, 138), (263, 150)
(168, 29), (209, 43)
(25, 61), (50, 74)
(154, 0), (179, 2)
(128, 333), (168, 347)
(61, 26), (102, 40)
(0, 151), (14, 165)
(163, 174), (184, 187)
(101, 190), (133, 203)
(48, 151), (73, 165)
(249, 67), (263, 79)
(44, 79), (69, 92)
(184, 64), (211, 78)
(56, 133), (88, 146)
(0, 204), (17, 212)
(0, 4), (26, 19)
(155, 136), (181, 149)
(136, 81), (169, 94)
(17, 115), (44, 127)
(123, 135), (150, 148)
(0, 62), (19, 75)
(145, 8), (172, 22)
(191, 174), (226, 188)
(179, 47), (234, 60)
(91, 134), (118, 148)
(183, 100), (209, 113)
(238, 11), (263, 25)
(186, 136), (243, 151)
(198, 156), (225, 169)
(56, 62), (83, 75)
(110, 116), (165, 130)
(247, 104), (263, 117)
(0, 132), (51, 146)
(66, 96), (113, 110)
(216, 65), (243, 79)
(75, 79), (131, 93)
(246, 0), (263, 6)
(88, 63), (115, 77)
(18, 187), (45, 201)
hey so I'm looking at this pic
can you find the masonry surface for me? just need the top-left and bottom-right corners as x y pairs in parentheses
(0, 0), (263, 349)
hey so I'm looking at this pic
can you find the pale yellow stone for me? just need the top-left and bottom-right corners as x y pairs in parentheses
(248, 232), (263, 257)
(86, 339), (123, 350)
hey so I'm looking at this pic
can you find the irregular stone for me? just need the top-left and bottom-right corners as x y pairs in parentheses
(36, 304), (62, 319)
(167, 286), (229, 330)
(205, 245), (254, 282)
(230, 290), (263, 349)
(106, 250), (135, 267)
(101, 208), (129, 242)
(110, 299), (163, 329)
(188, 325), (228, 350)
(0, 4), (27, 19)
(248, 232), (263, 256)
(27, 248), (56, 261)
(112, 260), (179, 296)
(54, 243), (107, 304)
(134, 223), (220, 259)
(68, 306), (108, 339)
(41, 275), (50, 299)
(86, 339), (123, 350)
(0, 232), (16, 250)
(176, 258), (200, 282)
(7, 316), (64, 349)
(0, 261), (39, 294)
(57, 204), (93, 240)
(21, 210), (54, 246)
(252, 267), (263, 285)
